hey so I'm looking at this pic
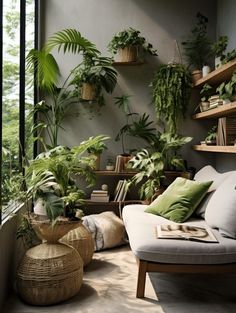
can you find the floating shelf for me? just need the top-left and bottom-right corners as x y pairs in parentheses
(94, 170), (183, 177)
(112, 61), (144, 66)
(194, 59), (236, 88)
(192, 145), (236, 153)
(192, 101), (236, 120)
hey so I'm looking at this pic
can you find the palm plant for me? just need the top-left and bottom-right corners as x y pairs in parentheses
(127, 133), (192, 200)
(27, 29), (111, 149)
(25, 135), (106, 221)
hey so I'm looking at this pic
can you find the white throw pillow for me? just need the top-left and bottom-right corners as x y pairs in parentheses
(194, 165), (230, 217)
(205, 172), (236, 239)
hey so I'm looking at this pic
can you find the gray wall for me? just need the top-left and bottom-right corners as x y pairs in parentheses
(42, 0), (217, 171)
(216, 0), (236, 172)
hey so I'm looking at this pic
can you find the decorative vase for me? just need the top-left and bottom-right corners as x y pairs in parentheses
(117, 46), (137, 62)
(200, 101), (210, 112)
(81, 83), (96, 100)
(191, 70), (202, 84)
(202, 65), (211, 77)
(60, 223), (94, 267)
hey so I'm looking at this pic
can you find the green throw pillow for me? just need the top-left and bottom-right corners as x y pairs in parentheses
(145, 177), (213, 223)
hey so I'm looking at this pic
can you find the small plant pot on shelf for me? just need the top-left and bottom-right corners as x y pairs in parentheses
(191, 70), (202, 84)
(81, 83), (96, 101)
(202, 65), (211, 77)
(200, 101), (210, 112)
(117, 46), (137, 62)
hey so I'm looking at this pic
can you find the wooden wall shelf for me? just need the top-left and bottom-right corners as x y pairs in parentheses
(192, 145), (236, 153)
(192, 101), (236, 120)
(94, 170), (183, 177)
(194, 59), (236, 88)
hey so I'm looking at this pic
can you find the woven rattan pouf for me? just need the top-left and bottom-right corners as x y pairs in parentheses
(61, 224), (94, 266)
(17, 243), (83, 305)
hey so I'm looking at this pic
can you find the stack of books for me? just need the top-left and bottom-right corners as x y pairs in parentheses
(115, 155), (132, 172)
(90, 190), (110, 202)
(208, 95), (223, 109)
(114, 180), (128, 202)
(217, 117), (236, 145)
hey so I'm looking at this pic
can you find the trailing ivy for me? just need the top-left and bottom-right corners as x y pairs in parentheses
(151, 63), (192, 134)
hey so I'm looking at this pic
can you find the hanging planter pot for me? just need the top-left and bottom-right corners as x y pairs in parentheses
(117, 46), (137, 62)
(81, 83), (96, 101)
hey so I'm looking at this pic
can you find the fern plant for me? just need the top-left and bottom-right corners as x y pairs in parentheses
(151, 63), (192, 134)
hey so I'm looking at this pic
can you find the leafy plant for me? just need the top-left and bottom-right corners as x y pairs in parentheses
(205, 125), (217, 143)
(69, 55), (117, 102)
(127, 133), (192, 200)
(151, 63), (192, 134)
(222, 49), (236, 64)
(211, 35), (228, 59)
(114, 95), (157, 154)
(182, 12), (212, 70)
(27, 29), (105, 148)
(86, 135), (110, 155)
(108, 27), (157, 56)
(217, 70), (236, 100)
(200, 83), (213, 102)
(25, 135), (106, 222)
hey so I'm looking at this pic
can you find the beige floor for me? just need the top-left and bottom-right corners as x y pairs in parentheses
(3, 245), (164, 313)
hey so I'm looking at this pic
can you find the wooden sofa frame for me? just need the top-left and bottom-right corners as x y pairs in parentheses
(136, 258), (236, 298)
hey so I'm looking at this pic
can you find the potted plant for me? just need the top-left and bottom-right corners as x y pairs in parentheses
(211, 35), (228, 68)
(181, 12), (212, 82)
(106, 158), (115, 171)
(221, 49), (236, 65)
(108, 27), (157, 62)
(24, 135), (106, 224)
(70, 55), (117, 101)
(86, 135), (110, 170)
(201, 125), (217, 145)
(151, 63), (192, 134)
(127, 132), (192, 202)
(199, 83), (212, 111)
(217, 70), (236, 103)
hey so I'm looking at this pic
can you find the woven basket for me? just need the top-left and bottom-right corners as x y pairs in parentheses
(61, 224), (94, 266)
(117, 46), (137, 62)
(30, 216), (81, 243)
(81, 83), (96, 100)
(17, 243), (83, 305)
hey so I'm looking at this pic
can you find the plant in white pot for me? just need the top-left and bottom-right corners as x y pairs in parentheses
(211, 35), (228, 68)
(199, 83), (213, 111)
(108, 27), (157, 62)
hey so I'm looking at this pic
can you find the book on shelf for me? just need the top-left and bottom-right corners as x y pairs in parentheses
(90, 195), (110, 202)
(91, 190), (108, 194)
(114, 180), (124, 201)
(156, 224), (218, 243)
(116, 179), (128, 202)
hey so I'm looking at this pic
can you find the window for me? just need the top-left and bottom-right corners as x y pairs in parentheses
(0, 0), (39, 223)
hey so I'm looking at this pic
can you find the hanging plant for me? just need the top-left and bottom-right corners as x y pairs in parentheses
(150, 63), (192, 134)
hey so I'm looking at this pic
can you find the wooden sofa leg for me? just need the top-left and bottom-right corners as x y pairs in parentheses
(136, 259), (148, 298)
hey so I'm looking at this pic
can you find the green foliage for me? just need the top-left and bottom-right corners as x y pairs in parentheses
(182, 12), (212, 69)
(86, 135), (110, 155)
(211, 35), (228, 59)
(16, 215), (39, 248)
(128, 133), (192, 200)
(205, 125), (217, 142)
(151, 63), (192, 134)
(108, 27), (157, 56)
(25, 136), (105, 221)
(217, 70), (236, 100)
(222, 49), (236, 65)
(200, 83), (213, 102)
(114, 95), (157, 154)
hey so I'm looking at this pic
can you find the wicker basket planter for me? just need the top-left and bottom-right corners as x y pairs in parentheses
(17, 243), (83, 305)
(117, 46), (137, 62)
(81, 83), (96, 100)
(61, 223), (94, 266)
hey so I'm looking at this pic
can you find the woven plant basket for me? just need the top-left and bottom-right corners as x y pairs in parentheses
(117, 46), (137, 62)
(29, 215), (81, 243)
(81, 83), (96, 100)
(61, 224), (94, 266)
(17, 243), (83, 305)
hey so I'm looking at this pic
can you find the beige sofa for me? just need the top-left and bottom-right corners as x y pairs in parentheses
(122, 166), (236, 298)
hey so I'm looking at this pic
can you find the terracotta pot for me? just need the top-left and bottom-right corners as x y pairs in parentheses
(191, 70), (202, 84)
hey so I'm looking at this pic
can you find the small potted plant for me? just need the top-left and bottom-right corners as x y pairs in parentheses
(201, 125), (217, 145)
(108, 27), (157, 62)
(86, 135), (110, 170)
(181, 12), (212, 83)
(199, 83), (212, 111)
(106, 158), (115, 171)
(217, 70), (236, 103)
(211, 35), (228, 68)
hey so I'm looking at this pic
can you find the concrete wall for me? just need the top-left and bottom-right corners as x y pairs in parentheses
(216, 0), (236, 172)
(42, 0), (217, 171)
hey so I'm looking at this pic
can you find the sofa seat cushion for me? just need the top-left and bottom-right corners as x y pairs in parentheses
(123, 204), (236, 264)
